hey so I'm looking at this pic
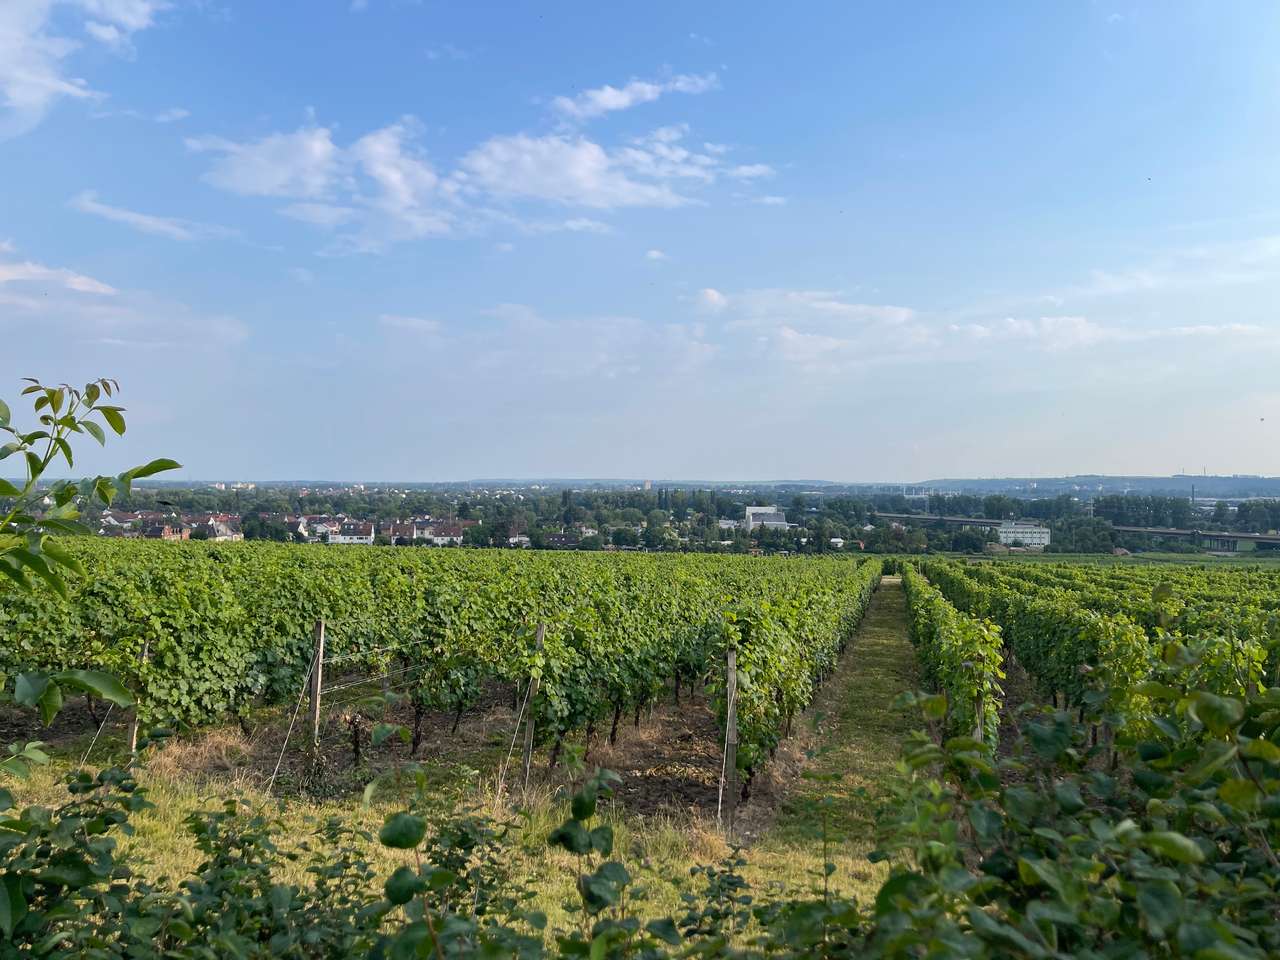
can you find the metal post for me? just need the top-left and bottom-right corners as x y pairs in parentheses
(127, 640), (150, 754)
(724, 648), (739, 836)
(310, 619), (325, 746)
(521, 623), (545, 792)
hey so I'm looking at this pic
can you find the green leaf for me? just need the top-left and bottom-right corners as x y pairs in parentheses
(99, 407), (126, 436)
(120, 458), (182, 481)
(0, 399), (8, 427)
(37, 681), (63, 726)
(0, 875), (27, 940)
(1188, 692), (1244, 736)
(371, 723), (409, 747)
(53, 670), (133, 708)
(384, 866), (423, 905)
(589, 824), (613, 856)
(548, 821), (592, 855)
(572, 781), (598, 820)
(82, 419), (106, 446)
(0, 479), (20, 497)
(378, 812), (426, 849)
(645, 918), (681, 946)
(1241, 738), (1280, 764)
(1136, 880), (1181, 939)
(1218, 778), (1259, 812)
(13, 673), (49, 708)
(1143, 831), (1205, 864)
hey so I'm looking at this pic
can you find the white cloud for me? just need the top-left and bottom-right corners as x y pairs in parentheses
(187, 126), (341, 198)
(190, 99), (779, 248)
(697, 288), (727, 311)
(69, 189), (231, 241)
(379, 313), (441, 334)
(0, 1), (168, 138)
(951, 315), (1268, 352)
(457, 133), (688, 209)
(153, 106), (188, 122)
(754, 195), (787, 205)
(645, 249), (667, 261)
(76, 0), (168, 32)
(726, 163), (774, 180)
(189, 119), (454, 251)
(84, 20), (124, 47)
(288, 266), (314, 284)
(551, 72), (718, 122)
(0, 256), (117, 295)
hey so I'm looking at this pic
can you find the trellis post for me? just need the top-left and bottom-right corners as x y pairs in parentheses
(723, 647), (739, 836)
(126, 640), (150, 754)
(310, 619), (325, 745)
(521, 623), (546, 792)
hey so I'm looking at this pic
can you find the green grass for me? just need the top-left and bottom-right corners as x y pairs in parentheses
(9, 579), (923, 922)
(745, 577), (919, 901)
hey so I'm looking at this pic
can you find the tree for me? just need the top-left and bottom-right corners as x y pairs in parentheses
(0, 377), (179, 596)
(0, 376), (177, 776)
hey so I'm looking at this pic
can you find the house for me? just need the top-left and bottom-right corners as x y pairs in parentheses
(142, 523), (190, 541)
(425, 523), (464, 546)
(996, 522), (1051, 549)
(192, 519), (243, 542)
(830, 537), (846, 549)
(717, 518), (739, 531)
(508, 534), (532, 548)
(745, 506), (789, 530)
(545, 532), (580, 549)
(382, 521), (418, 544)
(330, 521), (375, 545)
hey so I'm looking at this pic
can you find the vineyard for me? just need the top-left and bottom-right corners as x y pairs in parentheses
(900, 557), (1280, 740)
(0, 541), (882, 798)
(7, 548), (1280, 957)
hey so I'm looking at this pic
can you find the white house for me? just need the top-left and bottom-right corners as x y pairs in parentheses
(997, 522), (1051, 548)
(330, 521), (375, 545)
(745, 505), (789, 530)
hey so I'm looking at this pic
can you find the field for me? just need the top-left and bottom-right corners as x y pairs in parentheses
(4, 543), (1280, 956)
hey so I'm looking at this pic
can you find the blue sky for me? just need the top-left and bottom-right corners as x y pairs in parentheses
(3, 1), (1279, 482)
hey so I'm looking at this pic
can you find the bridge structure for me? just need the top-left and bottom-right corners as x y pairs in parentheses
(873, 512), (1280, 551)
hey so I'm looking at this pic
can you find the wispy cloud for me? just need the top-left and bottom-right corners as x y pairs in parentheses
(69, 189), (232, 241)
(551, 72), (718, 122)
(0, 256), (117, 295)
(0, 0), (168, 138)
(645, 249), (667, 261)
(154, 106), (188, 123)
(379, 313), (441, 334)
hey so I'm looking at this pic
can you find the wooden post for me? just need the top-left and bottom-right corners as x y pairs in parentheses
(521, 623), (545, 792)
(724, 648), (739, 837)
(310, 619), (325, 746)
(127, 640), (150, 754)
(973, 687), (984, 744)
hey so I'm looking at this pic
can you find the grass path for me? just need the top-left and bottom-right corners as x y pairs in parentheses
(745, 576), (919, 901)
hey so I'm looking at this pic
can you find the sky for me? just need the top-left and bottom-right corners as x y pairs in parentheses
(2, 0), (1279, 483)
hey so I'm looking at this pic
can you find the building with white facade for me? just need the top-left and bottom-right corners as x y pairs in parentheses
(745, 505), (789, 530)
(996, 522), (1051, 548)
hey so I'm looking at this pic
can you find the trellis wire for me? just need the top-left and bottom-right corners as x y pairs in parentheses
(79, 703), (115, 768)
(495, 679), (534, 804)
(320, 660), (433, 697)
(321, 634), (437, 666)
(715, 676), (739, 832)
(267, 644), (321, 794)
